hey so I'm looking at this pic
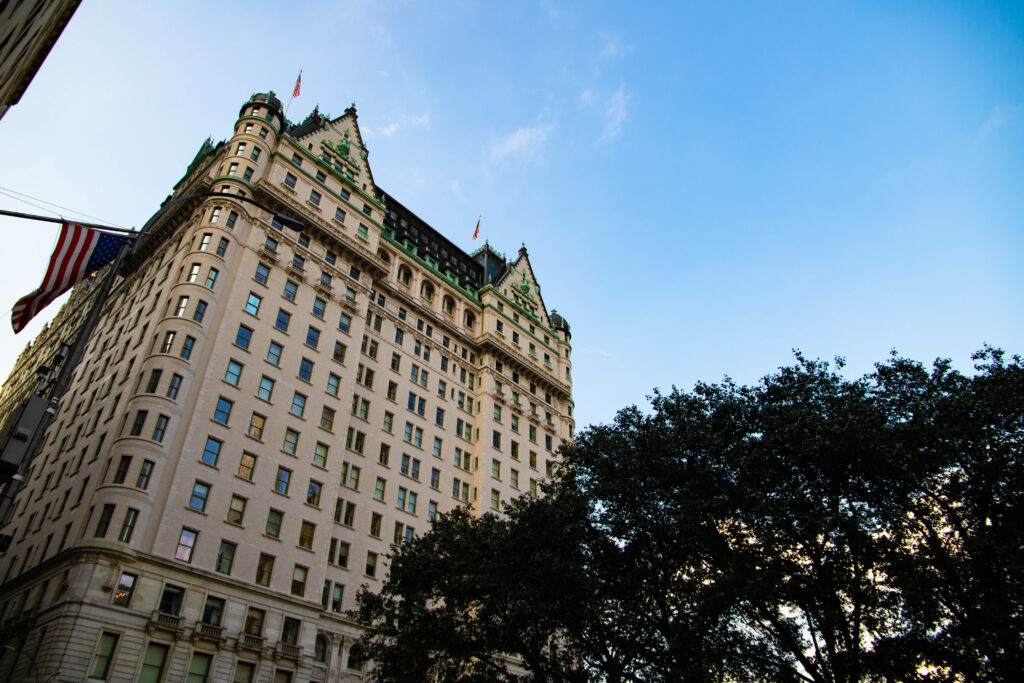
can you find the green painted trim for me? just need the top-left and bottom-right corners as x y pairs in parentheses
(172, 140), (224, 191)
(209, 175), (255, 193)
(380, 232), (481, 305)
(271, 150), (386, 232)
(479, 285), (568, 349)
(278, 132), (384, 212)
(480, 302), (562, 354)
(236, 114), (281, 132)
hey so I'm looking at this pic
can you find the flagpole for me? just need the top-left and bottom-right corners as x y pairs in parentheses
(0, 239), (131, 527)
(285, 69), (302, 119)
(0, 208), (136, 235)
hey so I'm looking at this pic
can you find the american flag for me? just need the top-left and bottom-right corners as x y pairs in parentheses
(293, 72), (302, 98)
(473, 217), (480, 240)
(12, 222), (135, 333)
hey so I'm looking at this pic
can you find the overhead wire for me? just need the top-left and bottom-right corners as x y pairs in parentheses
(0, 184), (128, 229)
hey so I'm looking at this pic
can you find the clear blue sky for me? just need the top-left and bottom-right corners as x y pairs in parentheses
(0, 1), (1021, 427)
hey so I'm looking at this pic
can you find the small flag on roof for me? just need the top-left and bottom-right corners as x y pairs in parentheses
(12, 222), (135, 333)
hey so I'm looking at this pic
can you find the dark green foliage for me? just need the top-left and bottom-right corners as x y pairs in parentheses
(356, 348), (1024, 682)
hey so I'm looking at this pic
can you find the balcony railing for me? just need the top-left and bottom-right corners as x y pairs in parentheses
(238, 633), (265, 651)
(193, 622), (223, 641)
(149, 611), (183, 633)
(276, 642), (302, 660)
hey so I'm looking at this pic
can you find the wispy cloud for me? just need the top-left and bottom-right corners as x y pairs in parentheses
(488, 123), (556, 163)
(449, 179), (464, 200)
(539, 0), (559, 19)
(975, 103), (1022, 144)
(378, 112), (430, 137)
(598, 32), (630, 59)
(581, 85), (630, 141)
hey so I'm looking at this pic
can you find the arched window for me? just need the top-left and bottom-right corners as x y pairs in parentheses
(377, 249), (391, 263)
(420, 281), (435, 301)
(314, 635), (328, 662)
(397, 265), (411, 286)
(347, 644), (364, 671)
(464, 311), (476, 330)
(442, 295), (455, 316)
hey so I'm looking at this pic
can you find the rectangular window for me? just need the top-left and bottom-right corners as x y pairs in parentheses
(257, 375), (275, 401)
(235, 324), (253, 349)
(256, 554), (274, 586)
(201, 596), (225, 625)
(227, 495), (247, 524)
(290, 393), (306, 418)
(214, 397), (233, 424)
(88, 632), (119, 680)
(216, 540), (236, 574)
(338, 313), (352, 333)
(275, 309), (291, 332)
(299, 521), (316, 549)
(275, 467), (291, 495)
(193, 300), (208, 322)
(238, 452), (256, 481)
(266, 341), (282, 365)
(176, 528), (198, 562)
(374, 477), (386, 501)
(306, 326), (320, 349)
(366, 551), (378, 577)
(224, 360), (243, 386)
(327, 373), (340, 396)
(118, 508), (139, 543)
(265, 509), (283, 538)
(320, 407), (335, 431)
(248, 413), (266, 440)
(346, 428), (365, 454)
(152, 415), (169, 442)
(137, 460), (154, 489)
(113, 572), (136, 606)
(283, 428), (300, 454)
(159, 331), (176, 353)
(313, 442), (329, 468)
(313, 297), (326, 318)
(307, 480), (322, 507)
(309, 189), (321, 205)
(139, 643), (169, 683)
(180, 336), (195, 360)
(255, 263), (270, 284)
(112, 455), (132, 483)
(245, 293), (262, 316)
(284, 172), (297, 188)
(189, 481), (210, 511)
(298, 357), (314, 381)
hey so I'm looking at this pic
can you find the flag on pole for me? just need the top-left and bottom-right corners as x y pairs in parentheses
(12, 222), (135, 333)
(472, 216), (481, 240)
(293, 71), (302, 98)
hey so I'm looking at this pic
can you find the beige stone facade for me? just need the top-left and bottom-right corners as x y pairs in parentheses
(0, 0), (81, 120)
(0, 92), (573, 682)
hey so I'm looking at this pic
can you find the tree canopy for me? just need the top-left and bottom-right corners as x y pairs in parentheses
(355, 348), (1024, 682)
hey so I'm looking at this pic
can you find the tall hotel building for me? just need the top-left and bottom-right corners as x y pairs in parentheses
(0, 92), (573, 682)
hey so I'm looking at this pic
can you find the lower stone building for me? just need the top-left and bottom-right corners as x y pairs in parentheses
(0, 91), (573, 682)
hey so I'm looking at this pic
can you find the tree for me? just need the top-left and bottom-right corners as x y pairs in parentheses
(354, 494), (595, 682)
(356, 349), (1024, 682)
